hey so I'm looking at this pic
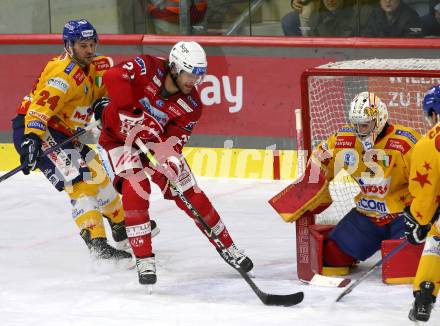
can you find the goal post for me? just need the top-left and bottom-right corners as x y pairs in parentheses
(296, 58), (440, 281)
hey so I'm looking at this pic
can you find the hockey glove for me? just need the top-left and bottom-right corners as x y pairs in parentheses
(20, 133), (42, 175)
(91, 97), (110, 121)
(403, 208), (431, 245)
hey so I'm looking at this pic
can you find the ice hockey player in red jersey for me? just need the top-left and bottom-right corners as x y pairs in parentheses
(94, 41), (253, 286)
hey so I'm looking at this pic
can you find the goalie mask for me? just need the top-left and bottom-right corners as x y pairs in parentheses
(349, 92), (388, 142)
(423, 85), (440, 126)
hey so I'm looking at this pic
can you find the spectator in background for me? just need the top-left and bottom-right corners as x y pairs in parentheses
(421, 0), (440, 36)
(281, 0), (320, 36)
(147, 0), (207, 34)
(363, 0), (423, 37)
(308, 0), (358, 36)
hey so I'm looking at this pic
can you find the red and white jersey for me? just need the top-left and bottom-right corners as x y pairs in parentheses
(100, 54), (202, 154)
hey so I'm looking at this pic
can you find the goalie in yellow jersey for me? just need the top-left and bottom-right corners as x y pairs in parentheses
(405, 85), (440, 322)
(270, 91), (421, 273)
(10, 19), (158, 264)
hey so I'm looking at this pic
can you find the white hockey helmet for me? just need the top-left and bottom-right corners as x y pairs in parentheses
(169, 41), (207, 84)
(349, 91), (388, 139)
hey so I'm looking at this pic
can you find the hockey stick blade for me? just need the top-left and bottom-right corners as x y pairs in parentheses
(301, 273), (351, 288)
(238, 268), (304, 306)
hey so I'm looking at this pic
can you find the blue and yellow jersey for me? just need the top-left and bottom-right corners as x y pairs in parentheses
(409, 123), (440, 225)
(312, 124), (421, 220)
(17, 52), (112, 137)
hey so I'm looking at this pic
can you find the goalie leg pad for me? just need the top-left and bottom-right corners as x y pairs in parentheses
(323, 238), (356, 267)
(121, 176), (152, 257)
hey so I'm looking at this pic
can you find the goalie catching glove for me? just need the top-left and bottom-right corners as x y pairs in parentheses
(20, 133), (42, 175)
(403, 208), (432, 245)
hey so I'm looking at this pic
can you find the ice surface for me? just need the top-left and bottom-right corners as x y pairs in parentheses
(0, 174), (434, 325)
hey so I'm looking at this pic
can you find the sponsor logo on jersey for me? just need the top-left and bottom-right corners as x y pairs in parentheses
(118, 113), (144, 136)
(357, 177), (391, 198)
(177, 98), (193, 112)
(384, 138), (411, 154)
(343, 150), (357, 167)
(335, 135), (356, 148)
(156, 99), (164, 107)
(167, 104), (182, 116)
(27, 120), (46, 131)
(71, 106), (92, 124)
(72, 70), (85, 85)
(134, 57), (147, 75)
(187, 95), (199, 108)
(64, 61), (76, 74)
(184, 121), (197, 131)
(153, 75), (162, 87)
(28, 110), (49, 122)
(139, 97), (169, 126)
(145, 84), (158, 95)
(72, 207), (85, 219)
(47, 77), (70, 94)
(395, 129), (418, 144)
(338, 127), (355, 133)
(93, 57), (111, 71)
(356, 198), (388, 214)
(156, 68), (164, 77)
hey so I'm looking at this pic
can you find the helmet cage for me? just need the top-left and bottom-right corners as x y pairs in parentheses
(349, 92), (388, 140)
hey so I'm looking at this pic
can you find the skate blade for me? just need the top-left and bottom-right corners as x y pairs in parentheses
(145, 285), (154, 295)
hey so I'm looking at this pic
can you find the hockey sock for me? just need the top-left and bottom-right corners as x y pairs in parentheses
(121, 177), (152, 258)
(175, 189), (233, 248)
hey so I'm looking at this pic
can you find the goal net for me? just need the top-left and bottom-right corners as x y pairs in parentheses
(296, 58), (440, 279)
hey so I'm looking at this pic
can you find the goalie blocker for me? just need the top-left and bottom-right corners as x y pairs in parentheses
(269, 161), (423, 282)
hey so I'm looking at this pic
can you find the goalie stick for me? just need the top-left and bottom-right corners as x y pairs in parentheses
(0, 120), (100, 184)
(135, 138), (304, 307)
(336, 240), (408, 302)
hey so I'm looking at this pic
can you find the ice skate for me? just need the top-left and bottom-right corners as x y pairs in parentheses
(136, 255), (157, 293)
(409, 281), (436, 322)
(217, 243), (254, 274)
(81, 229), (133, 268)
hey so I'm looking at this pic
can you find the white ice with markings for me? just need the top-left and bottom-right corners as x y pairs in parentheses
(0, 174), (435, 325)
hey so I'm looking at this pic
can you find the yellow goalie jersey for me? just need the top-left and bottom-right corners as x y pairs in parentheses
(17, 52), (112, 137)
(313, 124), (421, 224)
(409, 123), (440, 225)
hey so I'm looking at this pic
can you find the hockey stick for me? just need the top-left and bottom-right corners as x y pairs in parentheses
(0, 120), (100, 184)
(135, 138), (304, 307)
(335, 239), (409, 302)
